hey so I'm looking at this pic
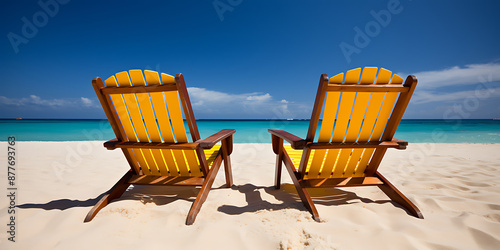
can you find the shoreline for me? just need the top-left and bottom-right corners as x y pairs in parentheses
(2, 119), (500, 144)
(1, 142), (499, 249)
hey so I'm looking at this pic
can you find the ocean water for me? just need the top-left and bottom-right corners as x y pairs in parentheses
(1, 119), (499, 143)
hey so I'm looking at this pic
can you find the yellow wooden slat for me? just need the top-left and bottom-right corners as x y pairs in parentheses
(105, 76), (138, 142)
(352, 148), (374, 177)
(164, 136), (191, 176)
(330, 68), (360, 143)
(107, 90), (149, 174)
(116, 71), (150, 142)
(204, 145), (221, 169)
(358, 93), (385, 141)
(104, 76), (142, 174)
(357, 89), (385, 142)
(304, 150), (315, 174)
(344, 68), (361, 84)
(330, 93), (355, 143)
(161, 73), (176, 84)
(305, 69), (357, 178)
(129, 70), (162, 141)
(334, 91), (368, 177)
(371, 96), (398, 140)
(160, 149), (179, 176)
(171, 151), (186, 176)
(185, 150), (202, 176)
(354, 91), (386, 177)
(355, 92), (398, 176)
(354, 71), (403, 176)
(284, 145), (314, 172)
(329, 72), (344, 84)
(115, 71), (156, 175)
(154, 147), (217, 177)
(310, 73), (347, 179)
(343, 150), (364, 176)
(160, 73), (182, 144)
(165, 91), (188, 143)
(144, 70), (179, 176)
(359, 67), (378, 84)
(318, 92), (341, 142)
(301, 72), (342, 178)
(390, 74), (404, 85)
(308, 69), (360, 178)
(376, 68), (393, 84)
(308, 91), (341, 178)
(316, 148), (340, 178)
(307, 149), (326, 179)
(128, 70), (167, 176)
(331, 149), (353, 177)
(145, 71), (175, 142)
(340, 67), (377, 177)
(325, 68), (360, 178)
(344, 93), (370, 142)
(106, 75), (149, 174)
(142, 149), (162, 175)
(285, 145), (303, 167)
(370, 73), (403, 140)
(369, 72), (403, 142)
(159, 73), (197, 176)
(173, 151), (190, 176)
(129, 149), (152, 175)
(159, 149), (202, 177)
(370, 71), (403, 140)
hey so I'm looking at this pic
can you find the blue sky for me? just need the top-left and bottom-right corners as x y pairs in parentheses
(1, 0), (500, 119)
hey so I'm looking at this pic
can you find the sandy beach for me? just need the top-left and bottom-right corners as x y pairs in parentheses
(1, 142), (500, 249)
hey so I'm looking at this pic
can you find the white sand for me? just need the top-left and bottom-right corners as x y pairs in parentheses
(1, 142), (500, 249)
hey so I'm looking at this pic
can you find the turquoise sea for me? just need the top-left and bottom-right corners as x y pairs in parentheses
(1, 119), (500, 143)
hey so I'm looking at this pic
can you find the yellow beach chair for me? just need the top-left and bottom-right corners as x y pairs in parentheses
(269, 67), (423, 221)
(88, 70), (235, 225)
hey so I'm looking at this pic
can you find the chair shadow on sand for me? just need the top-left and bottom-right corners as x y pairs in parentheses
(217, 183), (406, 216)
(17, 184), (230, 211)
(18, 183), (409, 217)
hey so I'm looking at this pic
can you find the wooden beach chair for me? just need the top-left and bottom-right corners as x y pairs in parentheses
(88, 69), (235, 225)
(269, 67), (423, 221)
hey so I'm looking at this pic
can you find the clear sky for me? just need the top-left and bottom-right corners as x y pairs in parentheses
(1, 0), (500, 119)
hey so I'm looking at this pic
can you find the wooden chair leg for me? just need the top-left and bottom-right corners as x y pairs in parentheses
(186, 156), (223, 225)
(282, 156), (320, 222)
(375, 171), (424, 219)
(221, 140), (233, 188)
(274, 152), (283, 189)
(295, 185), (320, 222)
(84, 171), (133, 222)
(223, 154), (233, 188)
(273, 136), (284, 189)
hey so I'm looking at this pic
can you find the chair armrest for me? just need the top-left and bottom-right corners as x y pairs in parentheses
(104, 138), (120, 150)
(391, 138), (408, 149)
(268, 129), (308, 149)
(308, 140), (406, 149)
(196, 129), (236, 149)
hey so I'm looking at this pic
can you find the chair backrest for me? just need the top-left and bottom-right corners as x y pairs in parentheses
(93, 70), (207, 177)
(300, 67), (417, 179)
